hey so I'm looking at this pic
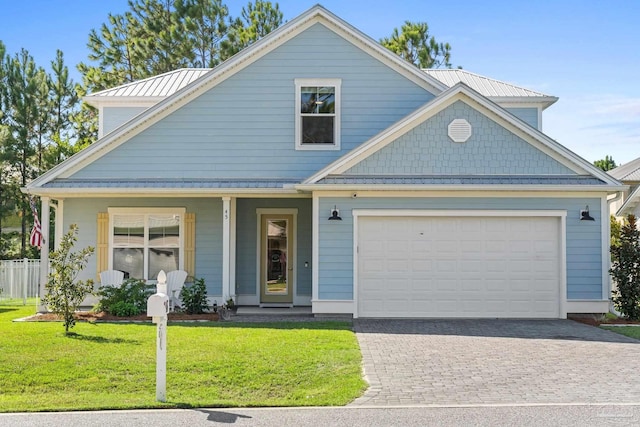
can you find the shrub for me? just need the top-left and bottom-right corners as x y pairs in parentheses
(180, 278), (208, 314)
(96, 278), (153, 316)
(610, 214), (640, 320)
(42, 224), (95, 333)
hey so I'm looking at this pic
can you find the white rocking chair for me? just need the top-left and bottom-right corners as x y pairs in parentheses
(99, 270), (125, 287)
(166, 270), (188, 312)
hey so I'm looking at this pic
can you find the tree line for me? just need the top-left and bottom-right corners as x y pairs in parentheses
(1, 0), (453, 259)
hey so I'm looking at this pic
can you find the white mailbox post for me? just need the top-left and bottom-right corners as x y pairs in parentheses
(147, 270), (169, 402)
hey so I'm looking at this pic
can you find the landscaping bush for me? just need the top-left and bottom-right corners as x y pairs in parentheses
(42, 224), (94, 333)
(96, 278), (153, 316)
(180, 278), (209, 314)
(610, 214), (640, 320)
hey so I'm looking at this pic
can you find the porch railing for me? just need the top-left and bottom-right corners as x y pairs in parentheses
(0, 259), (42, 304)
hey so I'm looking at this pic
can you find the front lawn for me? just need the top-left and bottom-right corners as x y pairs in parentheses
(0, 302), (365, 412)
(601, 325), (640, 340)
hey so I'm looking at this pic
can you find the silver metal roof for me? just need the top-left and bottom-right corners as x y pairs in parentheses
(423, 69), (555, 99)
(608, 157), (640, 181)
(318, 175), (605, 185)
(42, 178), (299, 189)
(88, 68), (212, 98)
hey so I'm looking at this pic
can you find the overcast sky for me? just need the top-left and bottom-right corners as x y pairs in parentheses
(2, 0), (639, 164)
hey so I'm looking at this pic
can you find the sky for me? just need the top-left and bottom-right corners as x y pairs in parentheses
(2, 0), (639, 165)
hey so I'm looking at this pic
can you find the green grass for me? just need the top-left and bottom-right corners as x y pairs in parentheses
(601, 325), (640, 340)
(0, 301), (366, 412)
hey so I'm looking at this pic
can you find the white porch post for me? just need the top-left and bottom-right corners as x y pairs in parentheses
(222, 197), (231, 302)
(54, 199), (64, 249)
(38, 196), (50, 312)
(229, 197), (236, 302)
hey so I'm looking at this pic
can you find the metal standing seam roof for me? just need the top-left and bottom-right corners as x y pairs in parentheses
(88, 68), (213, 98)
(41, 178), (300, 189)
(608, 157), (640, 181)
(422, 69), (555, 99)
(317, 175), (605, 185)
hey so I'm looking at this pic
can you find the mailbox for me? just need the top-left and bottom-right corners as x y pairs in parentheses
(147, 293), (169, 317)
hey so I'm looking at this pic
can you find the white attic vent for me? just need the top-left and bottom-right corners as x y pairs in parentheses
(448, 119), (472, 143)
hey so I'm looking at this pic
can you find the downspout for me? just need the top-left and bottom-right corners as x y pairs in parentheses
(606, 191), (623, 315)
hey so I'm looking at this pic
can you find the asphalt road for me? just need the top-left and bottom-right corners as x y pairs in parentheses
(2, 404), (639, 427)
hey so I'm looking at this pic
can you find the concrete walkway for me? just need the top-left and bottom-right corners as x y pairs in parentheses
(350, 319), (640, 406)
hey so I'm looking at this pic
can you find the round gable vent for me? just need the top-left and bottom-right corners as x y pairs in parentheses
(448, 119), (472, 143)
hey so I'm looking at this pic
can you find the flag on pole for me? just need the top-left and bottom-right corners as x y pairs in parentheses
(29, 197), (43, 248)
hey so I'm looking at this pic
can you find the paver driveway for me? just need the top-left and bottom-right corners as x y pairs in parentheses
(350, 319), (640, 406)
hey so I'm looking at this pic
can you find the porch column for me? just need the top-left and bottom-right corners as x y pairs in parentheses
(54, 199), (64, 249)
(38, 196), (50, 312)
(222, 196), (231, 302)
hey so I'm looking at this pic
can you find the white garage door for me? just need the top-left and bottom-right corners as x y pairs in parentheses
(357, 215), (561, 318)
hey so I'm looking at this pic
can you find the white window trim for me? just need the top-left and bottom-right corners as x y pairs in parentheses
(295, 78), (341, 151)
(108, 207), (186, 281)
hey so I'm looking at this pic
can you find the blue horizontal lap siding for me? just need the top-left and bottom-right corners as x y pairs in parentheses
(70, 24), (435, 181)
(317, 197), (604, 301)
(62, 198), (222, 296)
(345, 101), (574, 176)
(102, 107), (148, 136)
(235, 198), (312, 298)
(505, 107), (539, 129)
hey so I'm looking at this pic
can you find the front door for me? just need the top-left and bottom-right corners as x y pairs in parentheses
(260, 214), (294, 304)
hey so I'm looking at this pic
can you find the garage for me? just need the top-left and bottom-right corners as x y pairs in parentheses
(356, 213), (563, 318)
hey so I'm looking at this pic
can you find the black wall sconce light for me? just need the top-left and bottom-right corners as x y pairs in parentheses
(328, 206), (342, 221)
(580, 205), (595, 221)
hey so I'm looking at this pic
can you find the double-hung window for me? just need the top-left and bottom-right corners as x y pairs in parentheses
(109, 207), (184, 280)
(295, 78), (341, 150)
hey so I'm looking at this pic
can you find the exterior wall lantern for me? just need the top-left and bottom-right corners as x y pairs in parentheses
(580, 205), (595, 221)
(328, 206), (342, 220)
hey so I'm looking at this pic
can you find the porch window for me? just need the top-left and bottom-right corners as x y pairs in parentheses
(109, 208), (185, 280)
(295, 78), (341, 150)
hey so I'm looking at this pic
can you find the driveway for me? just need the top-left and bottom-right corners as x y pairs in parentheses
(350, 319), (640, 406)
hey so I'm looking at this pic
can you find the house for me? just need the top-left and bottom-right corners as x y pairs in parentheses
(608, 158), (640, 218)
(24, 5), (624, 318)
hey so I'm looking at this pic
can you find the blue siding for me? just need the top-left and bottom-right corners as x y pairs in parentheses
(345, 101), (574, 176)
(235, 198), (312, 297)
(71, 24), (435, 181)
(505, 107), (539, 129)
(63, 198), (222, 296)
(103, 107), (148, 136)
(317, 197), (604, 301)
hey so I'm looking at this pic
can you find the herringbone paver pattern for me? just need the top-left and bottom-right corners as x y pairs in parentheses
(350, 319), (640, 406)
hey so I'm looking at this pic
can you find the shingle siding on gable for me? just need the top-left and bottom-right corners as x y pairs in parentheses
(70, 24), (435, 181)
(344, 101), (574, 176)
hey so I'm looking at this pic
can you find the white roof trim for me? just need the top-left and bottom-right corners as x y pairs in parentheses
(608, 156), (640, 181)
(303, 83), (621, 187)
(295, 184), (623, 192)
(616, 185), (640, 216)
(27, 5), (449, 191)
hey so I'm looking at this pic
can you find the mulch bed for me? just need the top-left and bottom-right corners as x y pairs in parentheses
(568, 314), (640, 327)
(23, 311), (220, 322)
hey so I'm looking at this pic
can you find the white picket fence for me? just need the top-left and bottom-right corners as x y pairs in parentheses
(0, 259), (42, 304)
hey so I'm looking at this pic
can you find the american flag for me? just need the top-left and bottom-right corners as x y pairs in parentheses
(29, 197), (43, 248)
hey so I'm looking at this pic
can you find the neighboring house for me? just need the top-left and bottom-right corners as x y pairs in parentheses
(608, 157), (640, 217)
(25, 5), (624, 318)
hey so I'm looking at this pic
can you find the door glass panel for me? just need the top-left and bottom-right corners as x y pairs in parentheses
(266, 219), (288, 295)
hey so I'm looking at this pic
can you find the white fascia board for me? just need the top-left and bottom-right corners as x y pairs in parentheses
(83, 96), (164, 108)
(489, 96), (558, 110)
(28, 5), (447, 190)
(304, 83), (622, 186)
(295, 184), (626, 193)
(616, 185), (640, 216)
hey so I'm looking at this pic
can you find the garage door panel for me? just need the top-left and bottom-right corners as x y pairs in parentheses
(358, 215), (561, 318)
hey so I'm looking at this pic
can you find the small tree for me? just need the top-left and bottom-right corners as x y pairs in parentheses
(42, 224), (95, 333)
(610, 214), (640, 320)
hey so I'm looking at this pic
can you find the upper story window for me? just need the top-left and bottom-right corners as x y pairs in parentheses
(109, 207), (184, 280)
(295, 78), (341, 150)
